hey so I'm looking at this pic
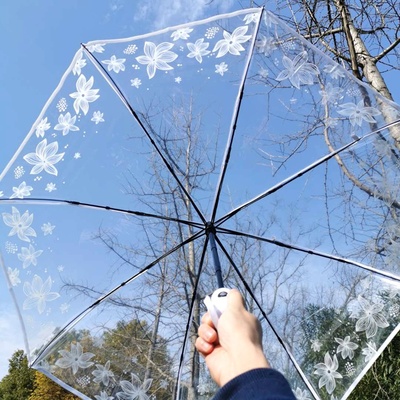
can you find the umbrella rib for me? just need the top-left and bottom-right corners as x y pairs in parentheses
(31, 228), (206, 365)
(213, 234), (322, 400)
(217, 226), (400, 282)
(216, 118), (400, 226)
(174, 235), (208, 400)
(0, 197), (203, 229)
(81, 44), (207, 225)
(209, 8), (264, 223)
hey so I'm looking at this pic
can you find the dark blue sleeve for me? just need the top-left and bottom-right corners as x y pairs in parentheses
(212, 368), (296, 400)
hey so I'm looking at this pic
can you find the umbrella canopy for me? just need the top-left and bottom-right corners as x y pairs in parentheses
(1, 7), (400, 400)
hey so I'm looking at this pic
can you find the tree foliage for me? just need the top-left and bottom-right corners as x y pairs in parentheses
(0, 350), (35, 400)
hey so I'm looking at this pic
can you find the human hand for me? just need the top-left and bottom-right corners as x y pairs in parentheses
(195, 289), (270, 387)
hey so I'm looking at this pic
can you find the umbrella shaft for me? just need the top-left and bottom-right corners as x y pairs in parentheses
(208, 231), (224, 288)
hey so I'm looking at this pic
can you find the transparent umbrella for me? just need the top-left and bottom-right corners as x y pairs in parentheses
(1, 7), (400, 400)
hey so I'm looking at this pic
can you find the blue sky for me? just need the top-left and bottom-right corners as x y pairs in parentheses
(0, 0), (238, 378)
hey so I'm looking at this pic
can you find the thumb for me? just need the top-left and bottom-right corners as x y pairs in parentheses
(227, 289), (246, 311)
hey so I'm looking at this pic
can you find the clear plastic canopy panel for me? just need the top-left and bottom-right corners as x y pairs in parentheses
(1, 7), (400, 400)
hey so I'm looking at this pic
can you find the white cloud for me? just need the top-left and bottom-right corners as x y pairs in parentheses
(133, 0), (237, 29)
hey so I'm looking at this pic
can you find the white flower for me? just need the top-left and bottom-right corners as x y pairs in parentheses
(2, 207), (37, 242)
(319, 83), (344, 105)
(45, 183), (57, 192)
(130, 78), (141, 88)
(35, 118), (51, 138)
(323, 64), (345, 79)
(41, 222), (55, 235)
(18, 244), (43, 268)
(116, 373), (152, 400)
(361, 342), (377, 362)
(102, 55), (126, 73)
(55, 342), (95, 374)
(91, 111), (105, 124)
(352, 296), (389, 338)
(215, 62), (228, 76)
(311, 338), (322, 352)
(92, 361), (114, 385)
(335, 336), (358, 359)
(213, 26), (251, 58)
(186, 39), (210, 63)
(8, 267), (21, 286)
(10, 181), (33, 199)
(23, 139), (64, 176)
(0, 191), (3, 197)
(171, 27), (193, 41)
(255, 35), (276, 56)
(23, 275), (60, 314)
(70, 75), (100, 115)
(136, 42), (178, 79)
(243, 13), (259, 24)
(293, 387), (312, 400)
(337, 100), (381, 126)
(54, 112), (79, 135)
(95, 391), (114, 400)
(73, 51), (87, 75)
(87, 43), (105, 53)
(276, 51), (319, 89)
(60, 303), (70, 313)
(313, 352), (342, 394)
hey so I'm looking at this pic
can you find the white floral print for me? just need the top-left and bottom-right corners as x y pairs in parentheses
(88, 43), (105, 53)
(92, 361), (114, 385)
(23, 139), (64, 176)
(213, 26), (251, 58)
(243, 13), (259, 24)
(136, 42), (178, 79)
(41, 222), (55, 235)
(70, 75), (100, 115)
(215, 62), (228, 76)
(116, 374), (152, 400)
(335, 336), (358, 359)
(314, 352), (342, 394)
(18, 244), (43, 268)
(2, 207), (36, 242)
(186, 39), (210, 63)
(130, 78), (141, 88)
(95, 391), (114, 400)
(10, 181), (33, 199)
(276, 51), (320, 89)
(351, 296), (389, 338)
(102, 55), (126, 73)
(337, 100), (381, 126)
(323, 64), (346, 79)
(35, 118), (51, 138)
(73, 51), (87, 75)
(311, 338), (322, 352)
(171, 27), (193, 41)
(319, 83), (343, 105)
(8, 267), (21, 286)
(256, 35), (276, 56)
(91, 111), (105, 124)
(23, 275), (60, 314)
(45, 182), (57, 192)
(55, 342), (95, 374)
(54, 112), (79, 135)
(293, 387), (312, 400)
(361, 342), (377, 362)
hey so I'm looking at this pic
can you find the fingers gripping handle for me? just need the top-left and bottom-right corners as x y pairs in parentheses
(204, 288), (231, 329)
